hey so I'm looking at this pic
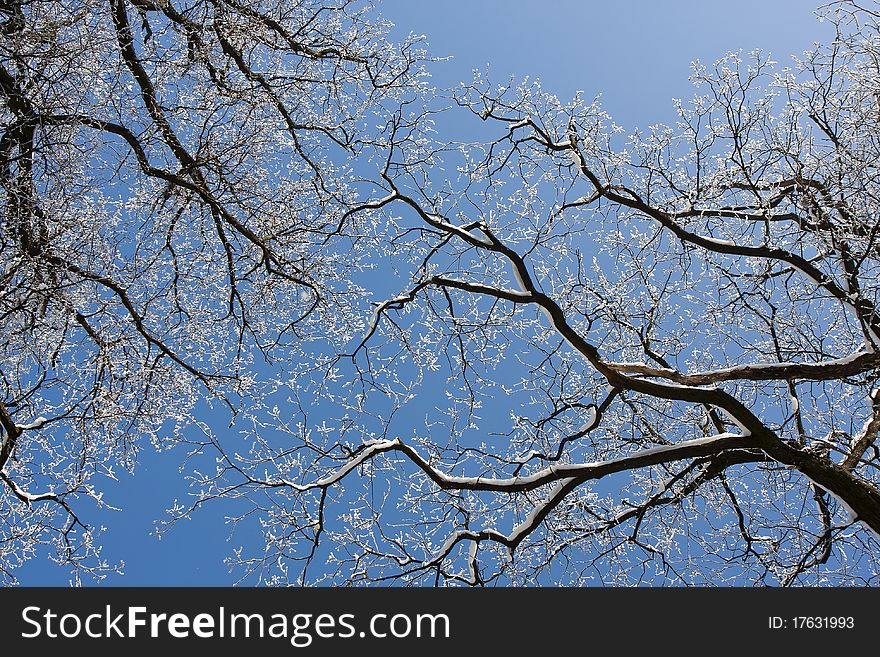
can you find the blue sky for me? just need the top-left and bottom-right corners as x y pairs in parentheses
(380, 0), (834, 131)
(18, 1), (835, 586)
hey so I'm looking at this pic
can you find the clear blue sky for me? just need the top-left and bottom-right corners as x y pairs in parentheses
(380, 0), (833, 131)
(18, 0), (834, 586)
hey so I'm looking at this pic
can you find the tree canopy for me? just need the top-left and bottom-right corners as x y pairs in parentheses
(2, 0), (880, 585)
